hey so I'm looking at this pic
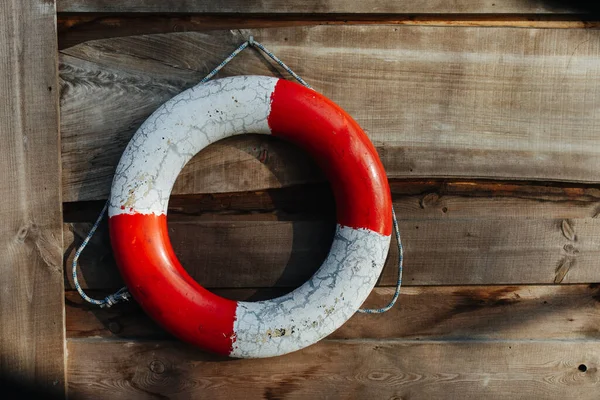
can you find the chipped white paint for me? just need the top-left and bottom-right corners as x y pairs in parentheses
(108, 75), (278, 217)
(231, 225), (390, 358)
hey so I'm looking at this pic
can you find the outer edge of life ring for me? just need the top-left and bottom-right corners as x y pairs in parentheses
(108, 76), (392, 358)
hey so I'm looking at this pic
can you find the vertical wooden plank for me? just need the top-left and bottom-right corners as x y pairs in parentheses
(0, 0), (65, 396)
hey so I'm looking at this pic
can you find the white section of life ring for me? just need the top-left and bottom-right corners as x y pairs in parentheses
(231, 225), (389, 358)
(109, 76), (276, 218)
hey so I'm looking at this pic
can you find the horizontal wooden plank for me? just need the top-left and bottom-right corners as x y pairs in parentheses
(63, 180), (600, 290)
(57, 15), (600, 50)
(65, 215), (600, 289)
(67, 339), (600, 399)
(56, 0), (583, 14)
(65, 285), (600, 340)
(60, 26), (600, 202)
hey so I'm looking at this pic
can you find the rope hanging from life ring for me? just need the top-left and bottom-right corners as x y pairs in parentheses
(72, 37), (404, 359)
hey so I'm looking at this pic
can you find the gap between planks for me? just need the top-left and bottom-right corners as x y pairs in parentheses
(62, 179), (600, 222)
(53, 0), (600, 14)
(64, 337), (600, 344)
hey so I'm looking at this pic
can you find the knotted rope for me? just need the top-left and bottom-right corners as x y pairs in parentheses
(72, 201), (130, 307)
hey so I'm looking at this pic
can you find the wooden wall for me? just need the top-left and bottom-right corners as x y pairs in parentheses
(54, 2), (600, 399)
(0, 2), (65, 397)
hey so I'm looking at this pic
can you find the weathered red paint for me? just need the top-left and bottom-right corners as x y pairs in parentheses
(109, 213), (237, 355)
(268, 79), (392, 236)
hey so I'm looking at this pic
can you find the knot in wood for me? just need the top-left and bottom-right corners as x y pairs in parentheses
(420, 192), (441, 209)
(561, 219), (576, 241)
(149, 360), (165, 374)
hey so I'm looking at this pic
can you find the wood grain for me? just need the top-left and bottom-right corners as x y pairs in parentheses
(55, 0), (578, 14)
(65, 285), (600, 340)
(67, 339), (600, 400)
(65, 215), (600, 289)
(60, 26), (600, 202)
(57, 14), (600, 50)
(0, 1), (65, 395)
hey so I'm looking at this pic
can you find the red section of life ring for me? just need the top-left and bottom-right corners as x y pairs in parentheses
(269, 79), (391, 236)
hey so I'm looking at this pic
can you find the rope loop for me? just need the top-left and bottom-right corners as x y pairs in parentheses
(72, 201), (130, 308)
(73, 36), (403, 312)
(356, 207), (403, 313)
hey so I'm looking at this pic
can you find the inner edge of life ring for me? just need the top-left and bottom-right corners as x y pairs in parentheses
(108, 76), (392, 358)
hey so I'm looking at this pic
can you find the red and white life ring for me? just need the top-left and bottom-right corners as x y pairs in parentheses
(109, 76), (392, 358)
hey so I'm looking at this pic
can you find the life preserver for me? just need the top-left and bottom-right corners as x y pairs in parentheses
(108, 76), (392, 358)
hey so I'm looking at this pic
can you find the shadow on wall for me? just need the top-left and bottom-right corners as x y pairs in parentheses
(538, 0), (600, 15)
(1, 376), (66, 400)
